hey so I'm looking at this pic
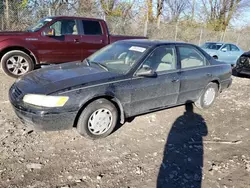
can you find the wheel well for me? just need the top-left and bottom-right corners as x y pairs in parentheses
(0, 46), (37, 64)
(213, 55), (218, 58)
(211, 80), (220, 90)
(73, 96), (124, 128)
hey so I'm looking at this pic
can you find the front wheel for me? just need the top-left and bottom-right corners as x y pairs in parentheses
(76, 99), (118, 139)
(195, 83), (219, 109)
(1, 50), (34, 78)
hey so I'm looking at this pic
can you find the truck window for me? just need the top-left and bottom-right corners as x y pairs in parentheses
(50, 19), (78, 36)
(82, 20), (102, 35)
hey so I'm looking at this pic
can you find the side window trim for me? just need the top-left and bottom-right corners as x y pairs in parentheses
(177, 45), (208, 70)
(75, 19), (83, 35)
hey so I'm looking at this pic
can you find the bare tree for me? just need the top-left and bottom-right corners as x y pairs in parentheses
(100, 0), (116, 16)
(147, 0), (153, 22)
(156, 0), (164, 28)
(201, 0), (249, 31)
(165, 0), (190, 22)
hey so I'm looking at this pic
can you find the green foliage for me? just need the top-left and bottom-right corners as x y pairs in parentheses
(20, 0), (29, 9)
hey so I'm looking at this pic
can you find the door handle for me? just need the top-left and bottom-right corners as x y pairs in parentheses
(206, 73), (212, 77)
(74, 39), (80, 43)
(172, 78), (180, 83)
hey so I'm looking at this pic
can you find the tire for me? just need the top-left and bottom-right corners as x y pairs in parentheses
(195, 82), (219, 109)
(1, 50), (34, 78)
(76, 99), (118, 139)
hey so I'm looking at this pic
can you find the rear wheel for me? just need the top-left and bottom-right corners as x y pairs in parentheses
(76, 99), (118, 139)
(195, 82), (218, 109)
(1, 50), (34, 78)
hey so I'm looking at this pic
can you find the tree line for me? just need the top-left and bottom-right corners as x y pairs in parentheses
(0, 0), (249, 31)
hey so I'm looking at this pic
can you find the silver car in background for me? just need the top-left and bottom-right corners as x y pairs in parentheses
(201, 42), (244, 66)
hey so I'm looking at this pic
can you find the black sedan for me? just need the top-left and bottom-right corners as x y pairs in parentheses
(9, 40), (232, 139)
(234, 51), (250, 76)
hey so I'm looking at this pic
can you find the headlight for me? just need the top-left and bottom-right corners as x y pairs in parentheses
(23, 94), (69, 107)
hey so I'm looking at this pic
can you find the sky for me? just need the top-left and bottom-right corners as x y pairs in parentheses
(231, 11), (250, 29)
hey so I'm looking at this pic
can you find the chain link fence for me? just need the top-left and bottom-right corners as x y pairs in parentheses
(0, 1), (250, 51)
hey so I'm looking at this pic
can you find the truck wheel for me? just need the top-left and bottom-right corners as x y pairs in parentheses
(1, 50), (34, 78)
(195, 82), (218, 109)
(76, 99), (118, 139)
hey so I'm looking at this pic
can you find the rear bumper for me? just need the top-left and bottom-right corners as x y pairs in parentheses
(12, 105), (77, 131)
(220, 77), (232, 92)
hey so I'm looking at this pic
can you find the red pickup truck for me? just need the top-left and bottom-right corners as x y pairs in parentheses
(0, 16), (146, 78)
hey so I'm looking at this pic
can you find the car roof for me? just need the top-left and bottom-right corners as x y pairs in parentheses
(205, 42), (224, 44)
(47, 16), (104, 22)
(116, 39), (196, 47)
(205, 41), (238, 46)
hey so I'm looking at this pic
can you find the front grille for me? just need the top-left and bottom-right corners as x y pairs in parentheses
(10, 85), (23, 101)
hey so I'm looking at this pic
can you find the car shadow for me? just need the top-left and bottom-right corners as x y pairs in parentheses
(157, 103), (208, 188)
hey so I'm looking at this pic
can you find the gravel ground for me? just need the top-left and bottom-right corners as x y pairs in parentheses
(0, 71), (250, 188)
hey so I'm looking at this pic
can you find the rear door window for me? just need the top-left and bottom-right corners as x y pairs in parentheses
(231, 44), (240, 51)
(82, 20), (102, 35)
(178, 46), (207, 69)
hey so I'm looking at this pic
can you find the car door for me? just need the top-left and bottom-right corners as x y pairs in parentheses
(78, 20), (108, 59)
(129, 45), (181, 116)
(38, 19), (82, 63)
(230, 44), (243, 64)
(219, 44), (231, 62)
(177, 45), (212, 104)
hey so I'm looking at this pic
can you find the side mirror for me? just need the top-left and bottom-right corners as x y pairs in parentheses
(136, 67), (156, 77)
(221, 48), (227, 52)
(43, 28), (55, 36)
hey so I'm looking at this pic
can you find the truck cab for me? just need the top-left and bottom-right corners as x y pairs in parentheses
(0, 16), (146, 78)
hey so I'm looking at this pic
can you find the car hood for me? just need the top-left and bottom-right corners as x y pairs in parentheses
(242, 51), (250, 56)
(14, 62), (121, 95)
(0, 31), (30, 36)
(0, 31), (31, 42)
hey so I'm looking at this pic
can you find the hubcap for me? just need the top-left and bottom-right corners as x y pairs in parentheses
(6, 56), (29, 76)
(203, 88), (216, 106)
(88, 108), (113, 135)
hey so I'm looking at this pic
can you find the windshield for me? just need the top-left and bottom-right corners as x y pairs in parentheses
(201, 43), (223, 50)
(26, 17), (54, 32)
(87, 42), (149, 74)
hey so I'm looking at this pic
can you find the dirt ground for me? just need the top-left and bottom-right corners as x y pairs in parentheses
(0, 70), (250, 188)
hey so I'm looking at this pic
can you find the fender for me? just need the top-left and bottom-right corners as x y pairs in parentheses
(79, 92), (126, 124)
(209, 77), (221, 92)
(0, 38), (40, 63)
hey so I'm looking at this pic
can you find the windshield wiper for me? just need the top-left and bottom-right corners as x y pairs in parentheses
(89, 61), (109, 71)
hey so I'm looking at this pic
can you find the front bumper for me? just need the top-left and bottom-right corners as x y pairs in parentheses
(237, 68), (250, 75)
(12, 105), (78, 131)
